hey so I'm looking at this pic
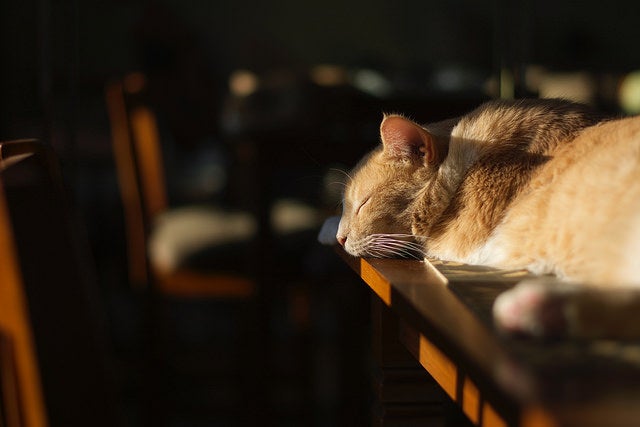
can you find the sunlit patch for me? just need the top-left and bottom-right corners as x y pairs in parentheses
(229, 69), (259, 97)
(619, 70), (640, 114)
(352, 69), (392, 98)
(310, 64), (348, 87)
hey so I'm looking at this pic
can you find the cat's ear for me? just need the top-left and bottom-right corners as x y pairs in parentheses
(380, 114), (437, 165)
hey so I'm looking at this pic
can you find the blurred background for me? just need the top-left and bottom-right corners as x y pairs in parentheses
(2, 0), (640, 426)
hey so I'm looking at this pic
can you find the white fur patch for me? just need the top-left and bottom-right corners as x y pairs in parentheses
(462, 230), (511, 266)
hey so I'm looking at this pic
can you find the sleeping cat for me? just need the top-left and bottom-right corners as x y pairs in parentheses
(336, 98), (640, 339)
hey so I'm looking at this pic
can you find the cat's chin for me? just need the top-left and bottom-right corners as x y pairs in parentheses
(344, 248), (363, 258)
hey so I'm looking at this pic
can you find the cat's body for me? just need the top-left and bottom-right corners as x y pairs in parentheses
(336, 98), (640, 338)
(480, 116), (640, 283)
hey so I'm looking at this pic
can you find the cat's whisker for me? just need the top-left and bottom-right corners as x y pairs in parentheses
(370, 233), (415, 238)
(361, 233), (425, 259)
(377, 247), (418, 258)
(329, 168), (353, 184)
(369, 234), (422, 245)
(327, 181), (348, 189)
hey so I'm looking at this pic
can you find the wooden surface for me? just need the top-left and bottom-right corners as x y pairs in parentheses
(0, 146), (48, 427)
(337, 248), (640, 427)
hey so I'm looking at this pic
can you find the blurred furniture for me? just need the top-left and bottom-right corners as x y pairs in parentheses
(105, 73), (256, 297)
(337, 247), (640, 427)
(0, 139), (119, 427)
(107, 73), (285, 425)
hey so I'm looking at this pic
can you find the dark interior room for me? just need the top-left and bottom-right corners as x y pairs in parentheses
(2, 1), (640, 426)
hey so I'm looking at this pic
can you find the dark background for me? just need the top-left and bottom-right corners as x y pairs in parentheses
(4, 0), (640, 142)
(2, 1), (640, 426)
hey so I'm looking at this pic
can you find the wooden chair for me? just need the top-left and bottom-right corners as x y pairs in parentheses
(105, 72), (256, 298)
(106, 73), (275, 425)
(0, 139), (119, 427)
(106, 74), (326, 424)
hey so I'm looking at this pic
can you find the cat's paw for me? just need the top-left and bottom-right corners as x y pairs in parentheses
(493, 279), (575, 338)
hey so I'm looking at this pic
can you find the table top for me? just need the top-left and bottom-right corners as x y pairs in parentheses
(337, 247), (640, 427)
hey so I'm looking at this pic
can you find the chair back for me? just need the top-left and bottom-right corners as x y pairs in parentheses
(0, 140), (118, 427)
(106, 73), (168, 288)
(0, 142), (47, 427)
(106, 73), (256, 298)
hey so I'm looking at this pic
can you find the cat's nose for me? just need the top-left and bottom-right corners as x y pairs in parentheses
(337, 235), (347, 246)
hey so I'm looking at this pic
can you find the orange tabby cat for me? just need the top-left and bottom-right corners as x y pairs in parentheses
(336, 98), (640, 339)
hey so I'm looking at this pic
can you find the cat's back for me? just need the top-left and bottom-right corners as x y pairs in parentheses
(529, 115), (640, 199)
(497, 115), (640, 284)
(453, 98), (607, 155)
(428, 99), (607, 261)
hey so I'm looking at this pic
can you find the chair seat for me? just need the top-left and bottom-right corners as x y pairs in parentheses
(270, 198), (322, 235)
(149, 205), (256, 274)
(153, 267), (255, 298)
(148, 199), (323, 276)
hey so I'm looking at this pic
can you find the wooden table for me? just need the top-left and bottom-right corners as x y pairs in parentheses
(337, 248), (640, 427)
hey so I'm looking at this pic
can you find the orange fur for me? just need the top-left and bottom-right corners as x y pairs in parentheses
(338, 99), (622, 280)
(338, 99), (640, 337)
(491, 116), (640, 285)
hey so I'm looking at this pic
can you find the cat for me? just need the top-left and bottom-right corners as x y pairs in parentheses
(335, 98), (640, 339)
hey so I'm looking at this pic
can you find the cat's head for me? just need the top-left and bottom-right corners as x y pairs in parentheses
(336, 114), (445, 257)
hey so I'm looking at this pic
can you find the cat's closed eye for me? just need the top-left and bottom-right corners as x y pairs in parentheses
(356, 196), (371, 215)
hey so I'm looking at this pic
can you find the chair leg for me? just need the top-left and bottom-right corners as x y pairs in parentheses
(140, 288), (171, 427)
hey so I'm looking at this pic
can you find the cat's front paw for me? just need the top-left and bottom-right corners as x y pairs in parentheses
(493, 279), (573, 338)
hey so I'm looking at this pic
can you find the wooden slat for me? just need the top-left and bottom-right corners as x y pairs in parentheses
(521, 407), (559, 427)
(400, 321), (511, 427)
(462, 376), (481, 425)
(0, 182), (48, 427)
(369, 292), (448, 425)
(0, 333), (22, 427)
(153, 267), (254, 299)
(483, 402), (508, 427)
(129, 105), (168, 220)
(416, 330), (458, 400)
(360, 258), (392, 306)
(105, 81), (148, 288)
